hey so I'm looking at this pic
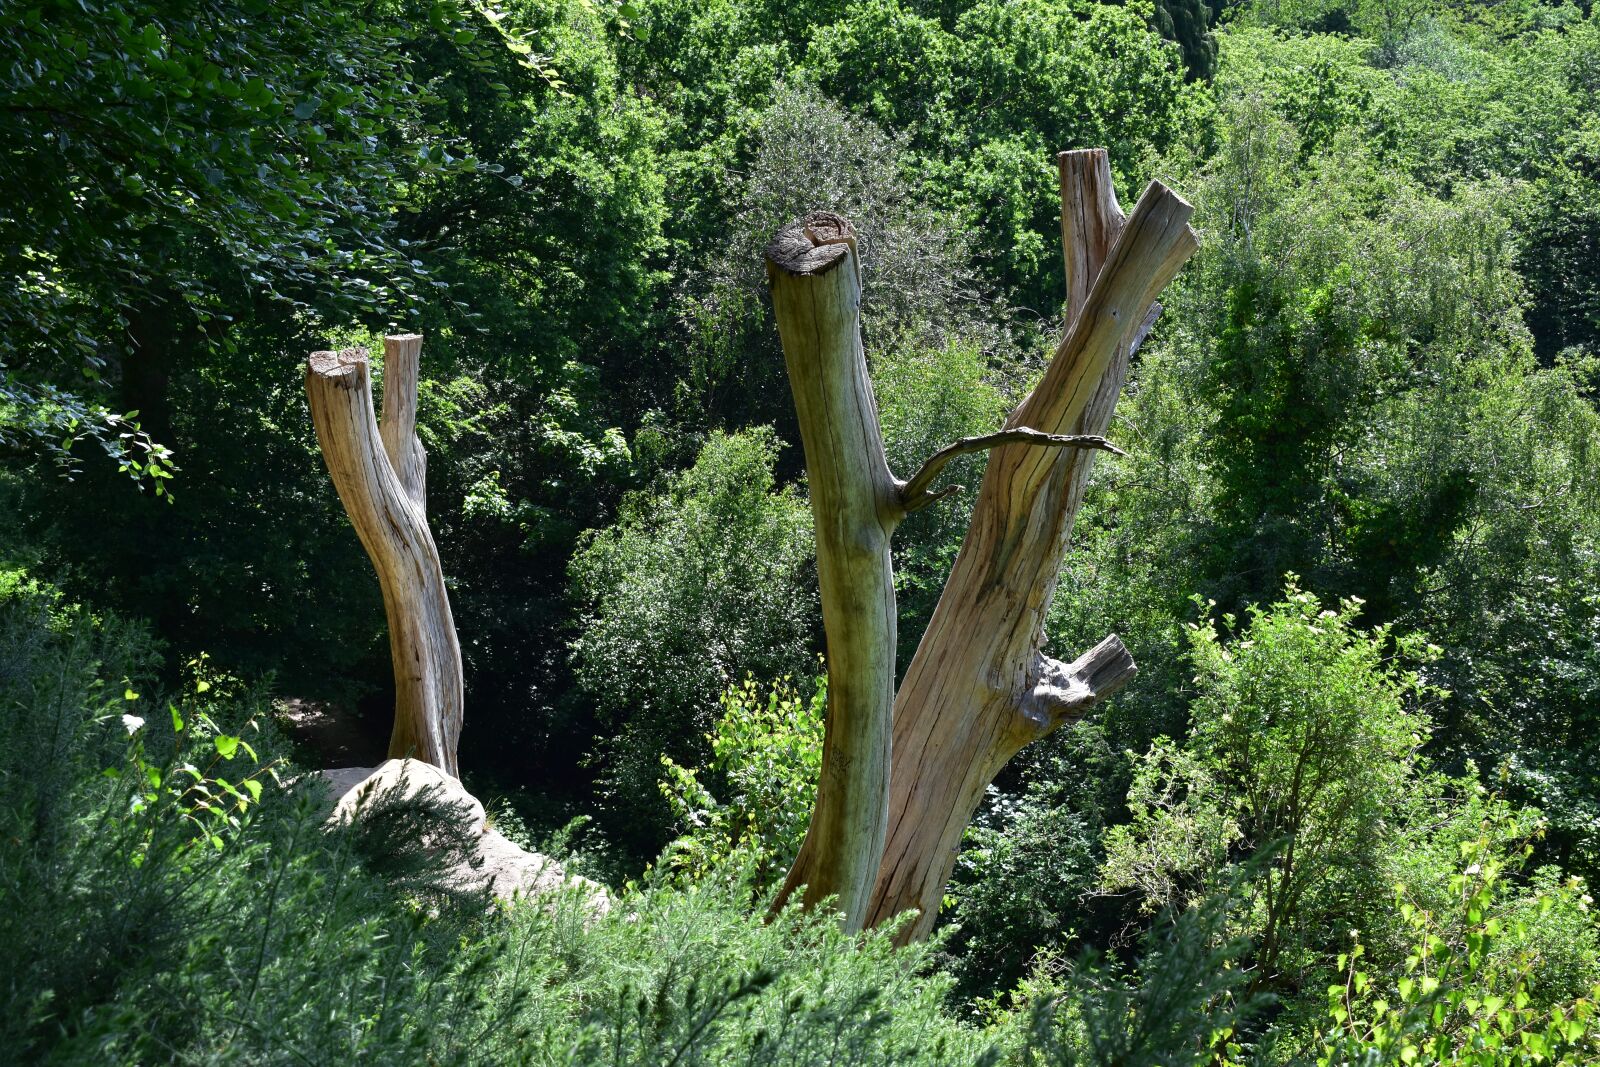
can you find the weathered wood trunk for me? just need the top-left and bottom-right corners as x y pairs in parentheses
(765, 214), (899, 930)
(863, 153), (1196, 942)
(764, 149), (1198, 940)
(306, 335), (465, 775)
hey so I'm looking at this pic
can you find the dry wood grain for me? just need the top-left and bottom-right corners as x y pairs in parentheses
(306, 338), (464, 775)
(863, 151), (1198, 941)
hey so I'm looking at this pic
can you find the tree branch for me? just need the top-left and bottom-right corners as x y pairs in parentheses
(378, 333), (426, 511)
(899, 427), (1126, 514)
(1013, 634), (1137, 746)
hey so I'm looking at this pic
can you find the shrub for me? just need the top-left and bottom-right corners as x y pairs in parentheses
(658, 672), (826, 893)
(1009, 880), (1268, 1067)
(1318, 829), (1600, 1065)
(570, 428), (818, 859)
(0, 569), (1005, 1065)
(1100, 580), (1436, 991)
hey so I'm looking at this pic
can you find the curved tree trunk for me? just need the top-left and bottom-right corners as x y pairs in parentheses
(765, 214), (900, 930)
(306, 336), (464, 775)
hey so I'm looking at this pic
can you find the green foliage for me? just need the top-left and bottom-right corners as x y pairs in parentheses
(874, 338), (1011, 658)
(409, 0), (671, 378)
(947, 784), (1106, 1001)
(1318, 832), (1600, 1065)
(658, 673), (825, 892)
(688, 79), (990, 428)
(1010, 881), (1267, 1067)
(4, 1), (1600, 1059)
(808, 0), (1193, 310)
(0, 0), (479, 478)
(998, 20), (1600, 930)
(0, 379), (175, 492)
(1099, 738), (1239, 913)
(0, 573), (1008, 1064)
(1149, 0), (1219, 80)
(1101, 582), (1437, 989)
(570, 428), (818, 856)
(1168, 99), (1528, 614)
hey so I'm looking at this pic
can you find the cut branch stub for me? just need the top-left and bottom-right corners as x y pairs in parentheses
(766, 212), (899, 931)
(863, 150), (1198, 943)
(1011, 634), (1137, 757)
(306, 340), (464, 776)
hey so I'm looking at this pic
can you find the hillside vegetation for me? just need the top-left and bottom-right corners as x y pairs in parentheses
(3, 0), (1599, 1062)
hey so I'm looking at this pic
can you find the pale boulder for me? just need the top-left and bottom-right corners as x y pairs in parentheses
(316, 758), (609, 915)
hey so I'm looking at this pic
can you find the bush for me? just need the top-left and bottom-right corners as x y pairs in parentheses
(945, 789), (1103, 1002)
(658, 672), (825, 893)
(1100, 581), (1436, 992)
(569, 428), (818, 859)
(0, 569), (1008, 1065)
(1009, 880), (1268, 1067)
(1317, 828), (1600, 1065)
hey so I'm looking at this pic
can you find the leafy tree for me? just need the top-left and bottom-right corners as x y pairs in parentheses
(1100, 583), (1436, 991)
(569, 428), (818, 856)
(1, 0), (667, 748)
(1151, 27), (1600, 878)
(807, 0), (1193, 310)
(0, 0), (475, 463)
(687, 80), (989, 431)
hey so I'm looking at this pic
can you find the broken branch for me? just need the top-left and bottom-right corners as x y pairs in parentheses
(899, 428), (1126, 514)
(1013, 635), (1137, 749)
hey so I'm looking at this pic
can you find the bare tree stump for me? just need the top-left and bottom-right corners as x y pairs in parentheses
(762, 154), (1195, 938)
(764, 213), (899, 930)
(306, 336), (464, 775)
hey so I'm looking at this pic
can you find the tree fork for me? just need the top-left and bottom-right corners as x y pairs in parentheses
(306, 336), (465, 775)
(863, 151), (1198, 942)
(765, 212), (900, 930)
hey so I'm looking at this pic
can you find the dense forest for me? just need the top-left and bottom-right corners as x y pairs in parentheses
(4, 0), (1600, 1062)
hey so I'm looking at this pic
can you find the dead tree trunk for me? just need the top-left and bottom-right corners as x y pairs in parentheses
(865, 153), (1196, 941)
(765, 214), (899, 929)
(766, 150), (1197, 940)
(306, 335), (465, 775)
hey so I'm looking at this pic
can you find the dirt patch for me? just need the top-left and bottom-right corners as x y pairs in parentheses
(275, 697), (387, 767)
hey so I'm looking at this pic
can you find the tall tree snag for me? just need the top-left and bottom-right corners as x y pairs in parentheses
(864, 152), (1197, 941)
(765, 213), (899, 929)
(306, 335), (465, 775)
(763, 150), (1196, 940)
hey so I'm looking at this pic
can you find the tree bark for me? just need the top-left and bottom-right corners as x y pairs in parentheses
(378, 333), (428, 510)
(306, 337), (464, 775)
(765, 213), (900, 930)
(862, 151), (1198, 942)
